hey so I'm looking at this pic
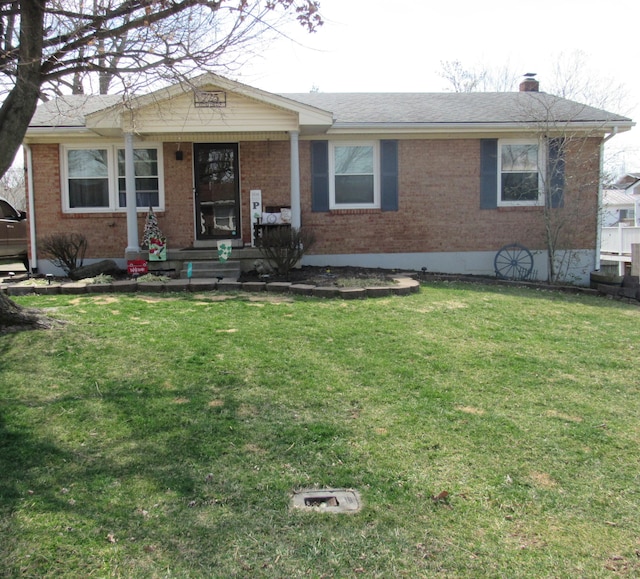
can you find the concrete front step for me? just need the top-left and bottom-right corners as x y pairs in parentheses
(179, 260), (241, 280)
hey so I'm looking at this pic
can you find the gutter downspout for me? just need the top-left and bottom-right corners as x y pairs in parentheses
(596, 127), (619, 272)
(25, 144), (37, 273)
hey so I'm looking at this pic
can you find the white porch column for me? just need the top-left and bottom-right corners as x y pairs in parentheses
(290, 130), (301, 228)
(124, 132), (139, 252)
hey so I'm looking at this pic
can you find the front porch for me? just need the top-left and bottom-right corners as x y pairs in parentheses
(125, 246), (265, 280)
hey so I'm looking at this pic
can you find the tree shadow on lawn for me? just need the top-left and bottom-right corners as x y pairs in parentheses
(0, 367), (360, 573)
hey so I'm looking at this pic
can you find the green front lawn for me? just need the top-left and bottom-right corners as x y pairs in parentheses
(1, 284), (639, 577)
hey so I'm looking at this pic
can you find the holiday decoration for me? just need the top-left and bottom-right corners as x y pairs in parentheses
(142, 208), (167, 261)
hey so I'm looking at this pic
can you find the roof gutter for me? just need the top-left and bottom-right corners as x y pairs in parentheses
(23, 126), (101, 143)
(326, 120), (634, 135)
(603, 125), (619, 143)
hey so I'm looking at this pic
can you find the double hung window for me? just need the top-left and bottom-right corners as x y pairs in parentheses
(498, 140), (543, 206)
(117, 148), (160, 208)
(329, 142), (379, 209)
(67, 149), (110, 209)
(63, 144), (163, 212)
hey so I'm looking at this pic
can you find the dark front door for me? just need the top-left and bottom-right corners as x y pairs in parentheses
(194, 143), (240, 240)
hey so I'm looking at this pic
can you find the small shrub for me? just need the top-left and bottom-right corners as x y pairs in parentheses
(136, 273), (170, 283)
(39, 233), (88, 276)
(336, 277), (396, 288)
(88, 274), (113, 285)
(258, 226), (316, 277)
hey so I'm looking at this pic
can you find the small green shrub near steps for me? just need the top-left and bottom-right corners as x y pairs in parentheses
(13, 278), (50, 286)
(87, 274), (114, 285)
(135, 273), (171, 283)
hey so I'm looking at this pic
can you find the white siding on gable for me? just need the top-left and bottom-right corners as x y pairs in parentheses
(116, 89), (299, 134)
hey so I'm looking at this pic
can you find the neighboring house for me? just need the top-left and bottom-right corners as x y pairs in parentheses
(601, 174), (640, 274)
(22, 73), (634, 285)
(615, 173), (640, 193)
(612, 173), (640, 227)
(602, 187), (636, 227)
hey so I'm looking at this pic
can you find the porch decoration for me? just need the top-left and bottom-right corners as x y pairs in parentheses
(217, 239), (232, 263)
(142, 208), (167, 262)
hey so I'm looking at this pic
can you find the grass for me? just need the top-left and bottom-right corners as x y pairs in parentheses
(1, 283), (639, 577)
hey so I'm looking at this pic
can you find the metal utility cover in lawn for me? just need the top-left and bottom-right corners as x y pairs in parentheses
(291, 489), (362, 513)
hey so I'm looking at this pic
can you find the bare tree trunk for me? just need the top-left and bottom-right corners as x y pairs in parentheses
(0, 1), (45, 177)
(0, 292), (48, 332)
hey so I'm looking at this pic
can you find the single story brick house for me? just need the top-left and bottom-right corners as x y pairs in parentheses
(23, 73), (633, 284)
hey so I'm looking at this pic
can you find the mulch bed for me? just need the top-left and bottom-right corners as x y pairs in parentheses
(238, 265), (408, 286)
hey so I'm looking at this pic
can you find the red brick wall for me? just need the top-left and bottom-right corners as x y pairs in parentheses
(299, 138), (601, 255)
(29, 143), (196, 260)
(239, 140), (291, 245)
(161, 142), (195, 248)
(29, 136), (601, 260)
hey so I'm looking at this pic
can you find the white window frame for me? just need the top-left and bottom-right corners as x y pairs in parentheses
(61, 143), (164, 213)
(497, 139), (545, 207)
(329, 141), (380, 210)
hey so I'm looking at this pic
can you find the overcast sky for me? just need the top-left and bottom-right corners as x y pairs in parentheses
(238, 0), (640, 174)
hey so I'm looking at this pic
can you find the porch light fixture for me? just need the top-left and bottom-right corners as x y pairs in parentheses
(175, 150), (183, 161)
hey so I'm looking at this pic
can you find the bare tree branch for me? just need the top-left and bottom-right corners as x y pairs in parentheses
(0, 0), (323, 176)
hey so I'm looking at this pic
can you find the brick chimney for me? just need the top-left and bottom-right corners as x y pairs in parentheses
(519, 73), (539, 92)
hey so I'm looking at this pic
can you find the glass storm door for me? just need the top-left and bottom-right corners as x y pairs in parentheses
(194, 143), (240, 240)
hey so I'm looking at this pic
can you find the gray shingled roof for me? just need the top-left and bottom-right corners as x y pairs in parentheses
(29, 94), (122, 127)
(281, 91), (631, 125)
(29, 90), (631, 129)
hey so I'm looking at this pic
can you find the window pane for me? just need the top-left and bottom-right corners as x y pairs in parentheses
(67, 149), (110, 208)
(118, 148), (160, 208)
(502, 144), (538, 172)
(118, 149), (158, 177)
(118, 190), (159, 208)
(137, 191), (159, 207)
(333, 145), (375, 206)
(68, 149), (108, 178)
(69, 179), (109, 208)
(501, 172), (539, 202)
(0, 199), (18, 218)
(135, 177), (159, 192)
(335, 146), (374, 174)
(335, 175), (374, 204)
(119, 179), (159, 208)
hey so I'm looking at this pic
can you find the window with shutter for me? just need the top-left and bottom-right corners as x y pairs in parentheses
(311, 140), (398, 212)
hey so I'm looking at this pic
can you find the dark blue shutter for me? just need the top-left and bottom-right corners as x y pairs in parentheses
(548, 138), (565, 209)
(380, 140), (399, 211)
(480, 139), (498, 209)
(311, 141), (329, 212)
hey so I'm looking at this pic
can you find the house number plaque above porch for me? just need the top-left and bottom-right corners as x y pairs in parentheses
(194, 90), (227, 108)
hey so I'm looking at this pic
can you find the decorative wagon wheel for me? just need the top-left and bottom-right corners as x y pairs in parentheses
(494, 243), (534, 281)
